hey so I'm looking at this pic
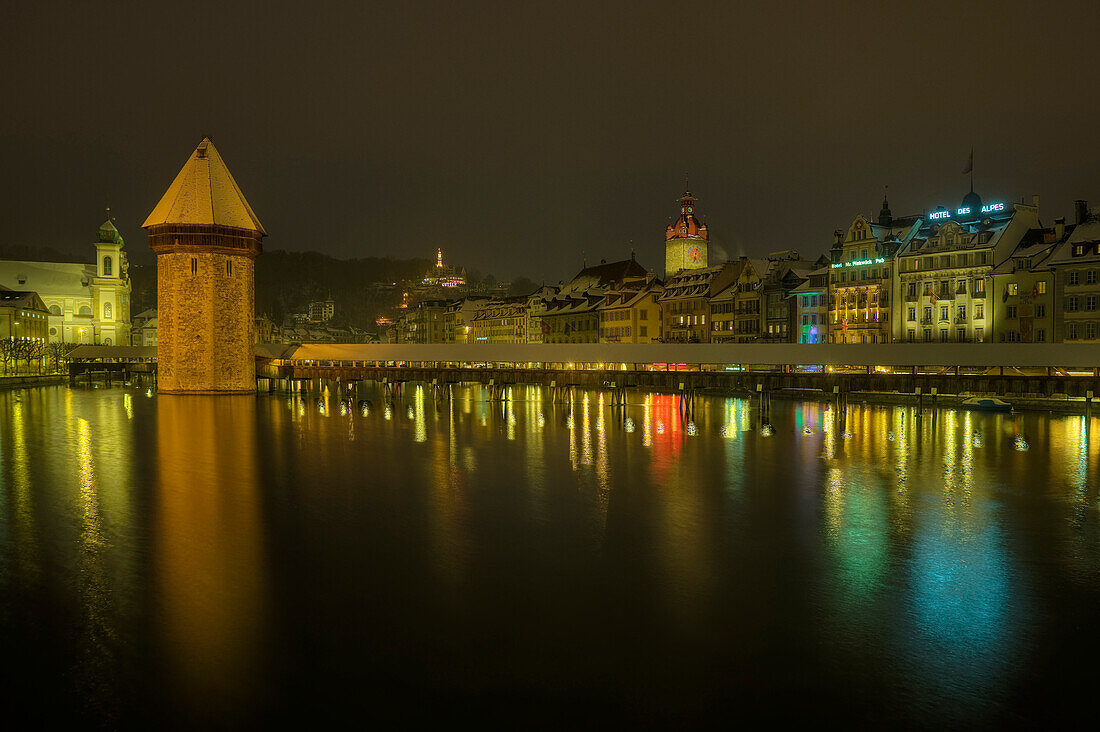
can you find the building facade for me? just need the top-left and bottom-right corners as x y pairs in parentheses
(598, 279), (663, 343)
(659, 262), (741, 343)
(895, 194), (1038, 344)
(143, 137), (265, 393)
(790, 267), (830, 343)
(1048, 201), (1100, 342)
(828, 199), (918, 344)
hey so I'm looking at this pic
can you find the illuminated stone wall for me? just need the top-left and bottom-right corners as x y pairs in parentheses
(156, 250), (255, 393)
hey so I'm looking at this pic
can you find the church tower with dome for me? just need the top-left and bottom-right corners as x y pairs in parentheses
(143, 137), (265, 393)
(664, 186), (709, 279)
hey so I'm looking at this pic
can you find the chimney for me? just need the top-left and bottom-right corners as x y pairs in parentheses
(1055, 216), (1066, 242)
(1074, 200), (1089, 224)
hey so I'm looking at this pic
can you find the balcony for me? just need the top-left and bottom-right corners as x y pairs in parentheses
(955, 315), (968, 324)
(920, 317), (933, 326)
(971, 289), (986, 299)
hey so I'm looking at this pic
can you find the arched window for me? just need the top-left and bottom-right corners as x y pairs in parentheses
(78, 305), (92, 316)
(49, 305), (61, 315)
(104, 338), (112, 346)
(104, 302), (112, 319)
(103, 256), (113, 276)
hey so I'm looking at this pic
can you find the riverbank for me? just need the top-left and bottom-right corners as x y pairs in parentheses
(0, 374), (67, 390)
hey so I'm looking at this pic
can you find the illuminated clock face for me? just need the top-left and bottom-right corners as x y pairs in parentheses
(687, 206), (693, 213)
(688, 245), (703, 264)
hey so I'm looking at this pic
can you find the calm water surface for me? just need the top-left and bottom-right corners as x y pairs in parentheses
(1, 384), (1098, 726)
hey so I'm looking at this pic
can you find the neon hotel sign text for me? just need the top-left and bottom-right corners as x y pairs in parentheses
(928, 202), (1006, 221)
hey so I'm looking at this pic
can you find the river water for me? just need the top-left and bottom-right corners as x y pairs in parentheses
(0, 383), (1098, 726)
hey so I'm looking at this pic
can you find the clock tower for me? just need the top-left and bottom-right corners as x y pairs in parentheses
(664, 187), (709, 279)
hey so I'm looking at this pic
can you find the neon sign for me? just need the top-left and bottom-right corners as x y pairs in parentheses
(928, 201), (1006, 221)
(831, 257), (885, 269)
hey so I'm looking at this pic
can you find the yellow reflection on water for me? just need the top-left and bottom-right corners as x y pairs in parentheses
(153, 395), (267, 713)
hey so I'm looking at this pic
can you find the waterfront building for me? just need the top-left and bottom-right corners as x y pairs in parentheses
(1046, 201), (1100, 342)
(446, 296), (490, 343)
(143, 137), (265, 393)
(524, 285), (557, 343)
(471, 297), (529, 343)
(895, 193), (1038, 344)
(664, 187), (709, 279)
(989, 223), (1066, 343)
(598, 276), (664, 343)
(540, 257), (650, 344)
(711, 258), (768, 343)
(790, 266), (830, 343)
(404, 299), (449, 343)
(131, 307), (159, 346)
(761, 253), (815, 342)
(541, 294), (602, 343)
(659, 262), (741, 342)
(829, 196), (919, 344)
(0, 217), (132, 345)
(0, 288), (50, 344)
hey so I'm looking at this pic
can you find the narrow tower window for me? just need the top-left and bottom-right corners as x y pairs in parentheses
(103, 256), (112, 276)
(227, 260), (233, 276)
(104, 302), (112, 319)
(191, 257), (197, 275)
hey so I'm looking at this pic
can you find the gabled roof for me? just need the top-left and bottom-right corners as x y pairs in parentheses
(0, 289), (49, 312)
(142, 138), (266, 234)
(561, 258), (648, 294)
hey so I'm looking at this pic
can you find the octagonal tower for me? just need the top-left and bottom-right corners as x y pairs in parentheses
(143, 138), (265, 393)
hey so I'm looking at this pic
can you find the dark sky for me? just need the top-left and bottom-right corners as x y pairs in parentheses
(3, 0), (1099, 281)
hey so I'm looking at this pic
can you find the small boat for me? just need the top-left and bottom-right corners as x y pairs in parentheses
(962, 396), (1012, 412)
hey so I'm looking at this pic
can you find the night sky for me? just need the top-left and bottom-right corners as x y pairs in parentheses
(3, 0), (1099, 281)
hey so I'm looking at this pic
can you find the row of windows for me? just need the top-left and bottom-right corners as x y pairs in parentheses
(1065, 295), (1098, 312)
(1066, 323), (1100, 339)
(832, 268), (885, 283)
(1067, 271), (1099, 285)
(799, 295), (825, 308)
(905, 328), (989, 342)
(604, 309), (649, 321)
(901, 250), (991, 271)
(602, 326), (649, 338)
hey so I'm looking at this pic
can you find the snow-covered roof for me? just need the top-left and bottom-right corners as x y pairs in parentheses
(142, 138), (266, 234)
(0, 260), (94, 294)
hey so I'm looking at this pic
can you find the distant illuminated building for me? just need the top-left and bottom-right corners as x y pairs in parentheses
(665, 186), (709, 280)
(308, 298), (335, 322)
(423, 248), (466, 288)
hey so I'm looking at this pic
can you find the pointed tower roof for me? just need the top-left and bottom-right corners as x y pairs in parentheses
(142, 138), (266, 234)
(97, 216), (125, 247)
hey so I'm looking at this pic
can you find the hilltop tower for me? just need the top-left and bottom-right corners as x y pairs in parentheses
(142, 138), (265, 393)
(665, 187), (709, 279)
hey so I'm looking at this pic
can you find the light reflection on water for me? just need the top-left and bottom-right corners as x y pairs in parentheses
(0, 384), (1099, 725)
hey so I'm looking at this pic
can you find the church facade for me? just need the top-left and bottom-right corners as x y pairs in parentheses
(0, 217), (132, 345)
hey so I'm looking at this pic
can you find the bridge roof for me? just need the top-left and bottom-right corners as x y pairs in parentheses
(273, 342), (1100, 369)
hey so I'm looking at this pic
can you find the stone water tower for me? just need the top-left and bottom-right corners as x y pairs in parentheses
(143, 138), (265, 393)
